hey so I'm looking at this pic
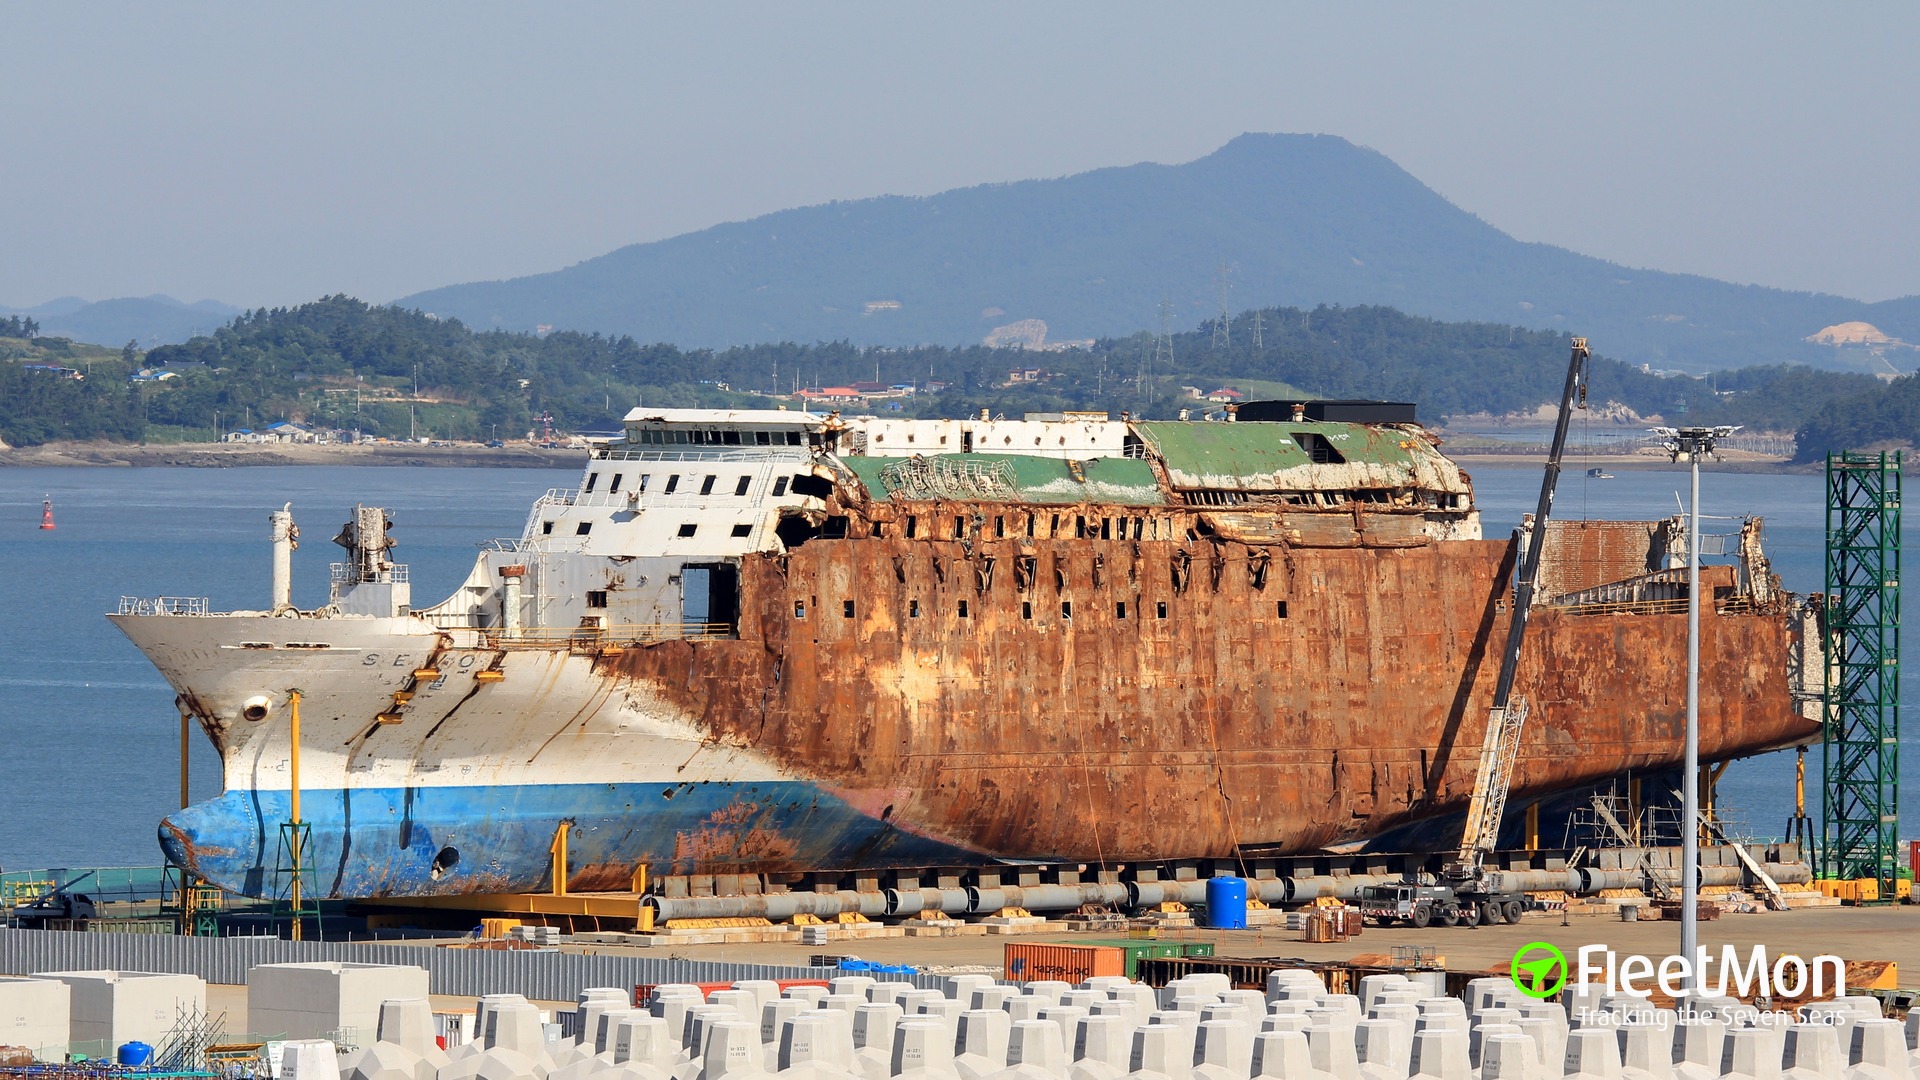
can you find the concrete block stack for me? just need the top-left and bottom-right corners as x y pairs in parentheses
(0, 975), (71, 1061)
(37, 969), (206, 1054)
(250, 962), (432, 1043)
(116, 964), (1917, 1080)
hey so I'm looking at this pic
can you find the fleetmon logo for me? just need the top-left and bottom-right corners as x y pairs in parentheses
(1511, 941), (1569, 999)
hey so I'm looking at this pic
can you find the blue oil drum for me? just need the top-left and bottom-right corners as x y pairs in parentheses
(117, 1042), (154, 1066)
(1204, 876), (1248, 929)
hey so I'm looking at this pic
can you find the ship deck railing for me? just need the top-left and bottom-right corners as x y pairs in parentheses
(534, 484), (812, 514)
(116, 595), (211, 616)
(591, 446), (813, 464)
(1541, 567), (1761, 618)
(477, 622), (735, 650)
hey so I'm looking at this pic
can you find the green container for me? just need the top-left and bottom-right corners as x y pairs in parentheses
(1181, 942), (1215, 958)
(1073, 939), (1175, 977)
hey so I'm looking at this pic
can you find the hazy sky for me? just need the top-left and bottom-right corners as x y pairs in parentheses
(5, 3), (1917, 310)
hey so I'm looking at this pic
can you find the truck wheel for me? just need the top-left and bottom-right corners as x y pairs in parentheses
(1460, 902), (1482, 928)
(1410, 904), (1432, 929)
(1482, 901), (1506, 925)
(1503, 900), (1525, 924)
(1440, 909), (1460, 927)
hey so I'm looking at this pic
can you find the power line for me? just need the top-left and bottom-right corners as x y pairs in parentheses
(1212, 264), (1232, 349)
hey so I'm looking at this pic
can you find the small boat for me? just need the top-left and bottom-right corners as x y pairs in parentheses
(39, 495), (54, 530)
(1587, 468), (1615, 479)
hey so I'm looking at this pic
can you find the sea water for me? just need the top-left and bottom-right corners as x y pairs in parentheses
(0, 461), (1910, 872)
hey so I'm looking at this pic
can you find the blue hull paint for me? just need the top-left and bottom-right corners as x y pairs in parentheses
(161, 782), (989, 898)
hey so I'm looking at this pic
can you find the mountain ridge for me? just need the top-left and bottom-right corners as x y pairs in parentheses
(395, 132), (1916, 371)
(0, 294), (241, 347)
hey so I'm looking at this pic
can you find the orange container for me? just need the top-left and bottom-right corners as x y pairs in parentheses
(1004, 943), (1125, 984)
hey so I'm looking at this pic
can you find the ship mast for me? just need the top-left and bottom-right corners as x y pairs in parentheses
(1447, 337), (1590, 884)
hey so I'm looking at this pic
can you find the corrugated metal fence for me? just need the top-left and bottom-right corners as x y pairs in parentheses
(0, 930), (945, 1001)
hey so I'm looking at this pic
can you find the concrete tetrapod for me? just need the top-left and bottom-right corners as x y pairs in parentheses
(1304, 1022), (1362, 1080)
(283, 1040), (343, 1080)
(1354, 1017), (1409, 1080)
(956, 1010), (1013, 1080)
(1717, 1027), (1782, 1080)
(1780, 1022), (1845, 1080)
(1616, 1019), (1676, 1080)
(1562, 1027), (1624, 1080)
(763, 1002), (808, 1064)
(1068, 1015), (1131, 1080)
(1406, 1026), (1470, 1080)
(1191, 1019), (1252, 1080)
(1672, 1016), (1731, 1080)
(774, 1013), (859, 1080)
(1122, 1024), (1188, 1080)
(1849, 1019), (1916, 1080)
(1250, 1029), (1330, 1080)
(697, 1021), (770, 1080)
(852, 1003), (905, 1080)
(612, 1015), (678, 1075)
(890, 1019), (961, 1080)
(338, 1042), (425, 1080)
(991, 1019), (1069, 1080)
(1474, 1034), (1535, 1080)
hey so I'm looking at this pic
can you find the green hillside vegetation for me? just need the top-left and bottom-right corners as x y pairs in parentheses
(1794, 374), (1920, 462)
(0, 334), (146, 445)
(399, 133), (1920, 372)
(0, 294), (1891, 458)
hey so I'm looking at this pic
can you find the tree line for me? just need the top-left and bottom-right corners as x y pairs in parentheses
(0, 293), (1903, 458)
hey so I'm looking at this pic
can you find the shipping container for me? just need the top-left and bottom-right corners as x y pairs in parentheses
(1072, 940), (1183, 978)
(1003, 943), (1125, 984)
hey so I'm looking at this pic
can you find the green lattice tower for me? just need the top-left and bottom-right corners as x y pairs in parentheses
(271, 820), (323, 938)
(1822, 451), (1901, 893)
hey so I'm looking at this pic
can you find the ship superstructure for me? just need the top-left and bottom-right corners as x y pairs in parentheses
(112, 404), (1821, 898)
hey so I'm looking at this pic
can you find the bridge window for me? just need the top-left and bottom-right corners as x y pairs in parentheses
(584, 472), (599, 493)
(700, 475), (717, 496)
(683, 563), (740, 636)
(608, 474), (624, 494)
(731, 523), (752, 538)
(664, 475), (680, 494)
(772, 477), (789, 497)
(734, 476), (751, 496)
(677, 523), (697, 537)
(575, 522), (592, 536)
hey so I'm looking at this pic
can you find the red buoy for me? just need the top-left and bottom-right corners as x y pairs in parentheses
(40, 495), (54, 530)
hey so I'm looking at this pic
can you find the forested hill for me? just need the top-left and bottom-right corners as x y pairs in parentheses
(398, 133), (1920, 372)
(1, 294), (1886, 454)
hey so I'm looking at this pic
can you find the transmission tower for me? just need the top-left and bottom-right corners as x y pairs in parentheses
(1822, 450), (1901, 894)
(1212, 264), (1232, 349)
(1137, 298), (1174, 415)
(1251, 309), (1264, 350)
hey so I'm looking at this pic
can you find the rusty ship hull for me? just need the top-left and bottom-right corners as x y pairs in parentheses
(111, 407), (1821, 898)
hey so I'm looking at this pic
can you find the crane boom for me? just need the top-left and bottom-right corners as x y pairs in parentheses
(1448, 337), (1590, 878)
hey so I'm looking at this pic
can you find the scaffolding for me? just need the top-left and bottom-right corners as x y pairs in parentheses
(1821, 451), (1902, 892)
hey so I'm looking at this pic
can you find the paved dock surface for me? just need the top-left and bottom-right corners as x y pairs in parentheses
(601, 905), (1920, 978)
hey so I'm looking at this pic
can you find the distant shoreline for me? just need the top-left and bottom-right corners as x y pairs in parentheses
(1444, 447), (1810, 474)
(0, 437), (1816, 473)
(0, 440), (582, 469)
